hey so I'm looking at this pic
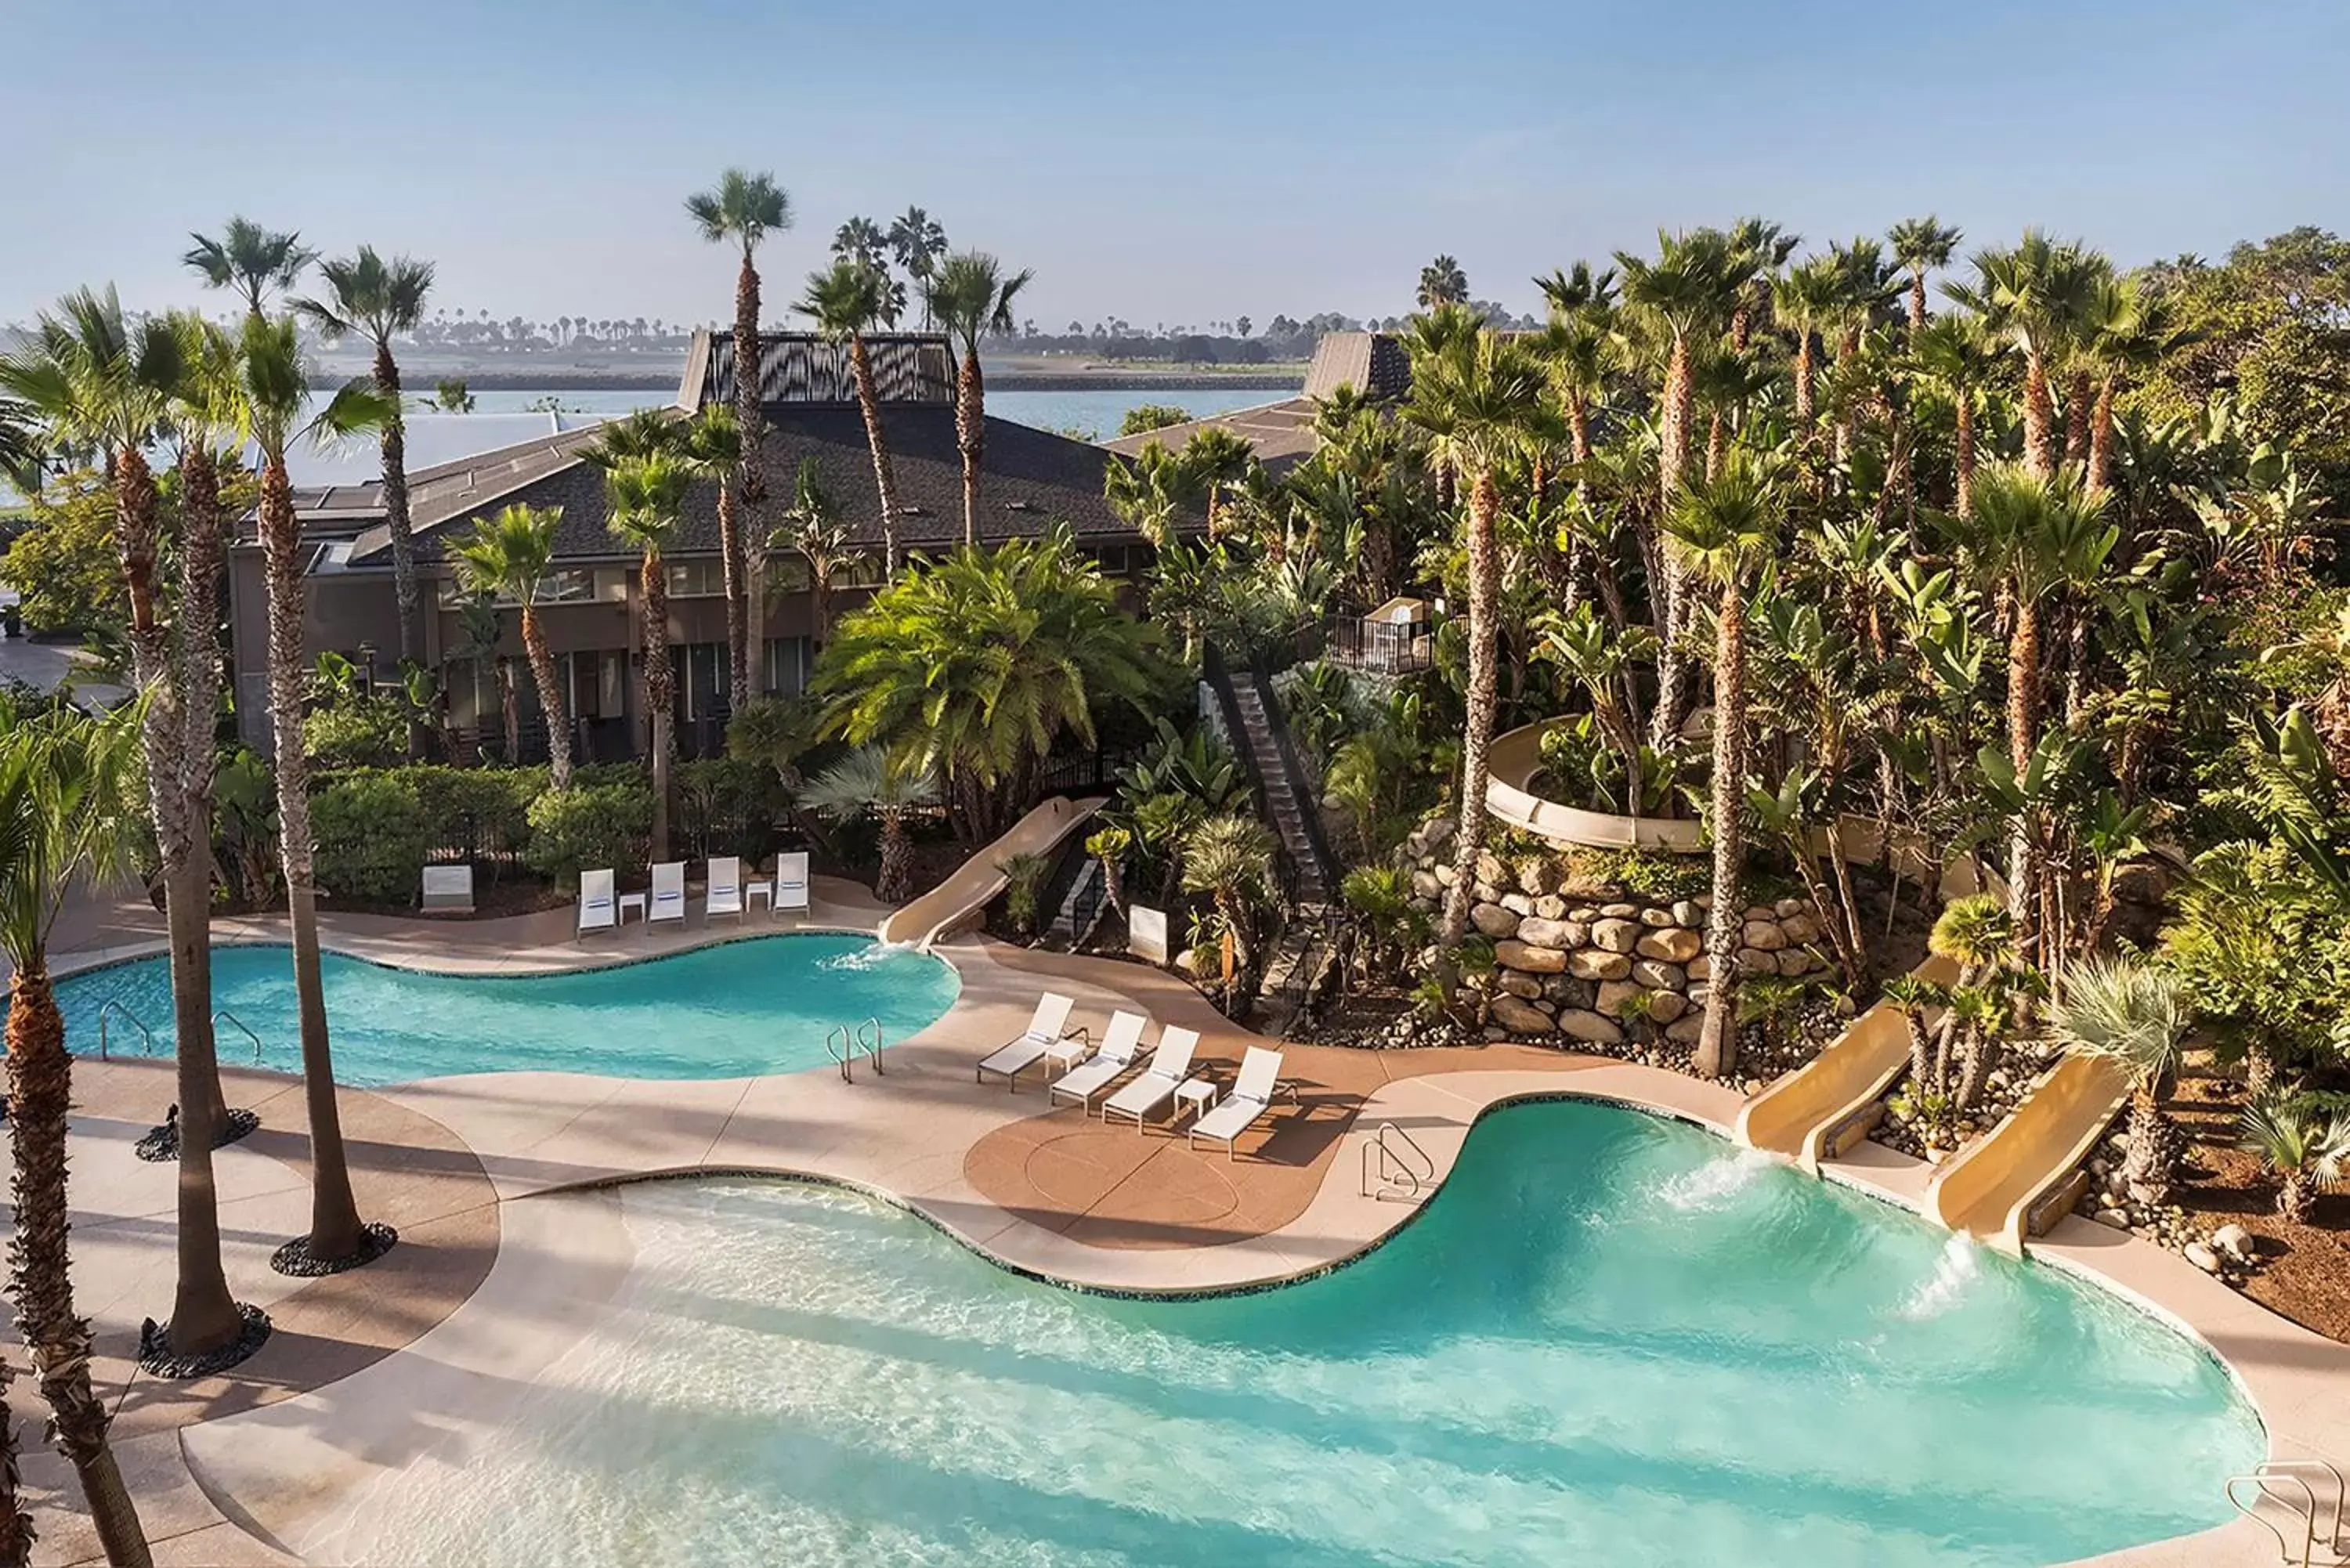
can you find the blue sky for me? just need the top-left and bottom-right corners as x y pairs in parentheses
(9, 0), (2345, 331)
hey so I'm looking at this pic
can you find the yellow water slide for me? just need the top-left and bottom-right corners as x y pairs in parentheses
(876, 795), (1107, 950)
(1922, 1055), (2131, 1255)
(1735, 954), (1960, 1172)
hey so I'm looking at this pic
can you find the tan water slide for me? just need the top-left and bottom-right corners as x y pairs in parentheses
(1922, 1055), (2131, 1255)
(1734, 953), (1960, 1172)
(876, 795), (1107, 950)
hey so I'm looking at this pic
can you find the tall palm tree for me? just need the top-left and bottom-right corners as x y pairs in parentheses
(1662, 447), (1783, 1078)
(1965, 464), (2119, 941)
(888, 207), (949, 327)
(602, 451), (691, 862)
(450, 504), (573, 789)
(800, 258), (908, 573)
(2081, 276), (2193, 494)
(2052, 956), (2188, 1201)
(1723, 217), (1799, 349)
(1888, 216), (1962, 340)
(0, 291), (250, 1353)
(1404, 327), (1548, 954)
(183, 216), (313, 317)
(0, 698), (154, 1566)
(1415, 255), (1469, 308)
(925, 251), (1034, 547)
(779, 453), (859, 646)
(1947, 232), (2100, 479)
(292, 248), (436, 663)
(674, 404), (754, 709)
(1770, 257), (1843, 425)
(1911, 313), (2008, 518)
(798, 746), (939, 903)
(241, 313), (395, 1269)
(686, 168), (791, 679)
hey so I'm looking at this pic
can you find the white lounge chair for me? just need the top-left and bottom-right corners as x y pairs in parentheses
(577, 868), (616, 938)
(649, 861), (688, 927)
(775, 851), (811, 916)
(421, 863), (474, 916)
(706, 855), (744, 919)
(1048, 1010), (1151, 1112)
(1102, 1027), (1199, 1133)
(1189, 1046), (1285, 1159)
(976, 993), (1084, 1089)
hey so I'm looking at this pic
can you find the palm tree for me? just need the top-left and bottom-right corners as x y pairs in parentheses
(778, 453), (859, 645)
(2052, 956), (2188, 1201)
(800, 259), (909, 573)
(450, 504), (573, 789)
(2237, 1095), (2350, 1224)
(0, 697), (154, 1566)
(1947, 232), (2101, 478)
(1662, 447), (1784, 1078)
(675, 405), (754, 710)
(183, 216), (313, 316)
(241, 313), (396, 1269)
(1086, 824), (1133, 917)
(888, 207), (950, 326)
(1965, 464), (2118, 940)
(1922, 894), (2016, 1098)
(0, 291), (249, 1355)
(1405, 327), (1549, 955)
(602, 451), (692, 862)
(1888, 216), (1962, 339)
(1415, 255), (1469, 308)
(0, 399), (38, 491)
(1912, 313), (2008, 517)
(1179, 426), (1256, 538)
(293, 248), (436, 663)
(925, 251), (1034, 547)
(1181, 812), (1278, 1003)
(798, 746), (939, 903)
(1880, 973), (1947, 1096)
(1770, 257), (1843, 425)
(686, 168), (791, 668)
(1723, 217), (1799, 350)
(2080, 276), (2193, 494)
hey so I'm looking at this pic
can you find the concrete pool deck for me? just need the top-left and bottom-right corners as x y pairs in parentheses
(13, 889), (2350, 1566)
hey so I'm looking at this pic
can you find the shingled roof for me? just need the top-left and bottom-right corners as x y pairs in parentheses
(1101, 398), (1322, 471)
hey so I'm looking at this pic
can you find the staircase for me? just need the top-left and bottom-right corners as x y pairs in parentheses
(1046, 856), (1109, 949)
(1229, 674), (1330, 907)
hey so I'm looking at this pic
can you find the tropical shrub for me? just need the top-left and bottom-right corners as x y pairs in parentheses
(212, 746), (278, 906)
(676, 756), (787, 862)
(526, 780), (653, 887)
(312, 771), (429, 905)
(302, 693), (408, 770)
(996, 851), (1052, 938)
(404, 764), (542, 866)
(2236, 1092), (2350, 1223)
(1118, 403), (1191, 436)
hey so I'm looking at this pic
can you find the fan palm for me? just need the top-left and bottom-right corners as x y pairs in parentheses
(0, 399), (38, 491)
(0, 697), (154, 1565)
(777, 453), (861, 646)
(293, 247), (436, 663)
(800, 259), (909, 573)
(686, 167), (791, 627)
(1925, 894), (2017, 1102)
(888, 207), (950, 326)
(450, 504), (573, 788)
(799, 745), (940, 904)
(1888, 216), (1961, 339)
(1415, 255), (1469, 308)
(602, 450), (692, 861)
(1770, 257), (1843, 424)
(2237, 1095), (2350, 1225)
(183, 216), (313, 316)
(1911, 313), (2009, 517)
(2052, 956), (2188, 1200)
(1879, 973), (1947, 1097)
(671, 405), (756, 710)
(1946, 232), (2102, 478)
(924, 251), (1034, 546)
(1723, 217), (1799, 349)
(1181, 812), (1278, 996)
(2080, 277), (2194, 493)
(1662, 446), (1784, 1078)
(242, 313), (395, 1267)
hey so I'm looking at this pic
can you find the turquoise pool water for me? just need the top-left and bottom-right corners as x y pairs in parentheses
(353, 1101), (2262, 1566)
(53, 936), (960, 1085)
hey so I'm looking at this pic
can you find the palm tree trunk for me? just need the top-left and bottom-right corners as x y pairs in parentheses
(0, 1386), (27, 1564)
(957, 349), (985, 548)
(1793, 335), (1816, 424)
(260, 454), (368, 1263)
(877, 812), (914, 905)
(1441, 468), (1504, 954)
(1904, 1010), (1932, 1093)
(2023, 353), (2057, 479)
(520, 607), (573, 789)
(1908, 273), (1928, 339)
(1651, 336), (1695, 750)
(374, 341), (420, 668)
(847, 336), (905, 573)
(718, 474), (747, 717)
(642, 556), (673, 863)
(499, 659), (520, 766)
(5, 966), (153, 1566)
(2008, 593), (2041, 936)
(1695, 574), (1745, 1080)
(733, 248), (767, 609)
(1954, 397), (1976, 518)
(2063, 367), (2092, 465)
(2088, 376), (2118, 495)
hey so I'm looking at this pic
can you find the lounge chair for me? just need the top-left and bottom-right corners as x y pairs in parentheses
(1048, 1010), (1151, 1112)
(1102, 1027), (1199, 1133)
(776, 851), (811, 916)
(577, 868), (617, 938)
(707, 855), (744, 919)
(1189, 1046), (1285, 1159)
(421, 863), (475, 916)
(976, 993), (1085, 1089)
(649, 861), (688, 927)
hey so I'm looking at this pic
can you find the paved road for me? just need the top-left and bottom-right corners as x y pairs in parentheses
(0, 632), (128, 707)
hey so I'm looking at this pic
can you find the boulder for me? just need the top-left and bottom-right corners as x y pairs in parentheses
(1778, 912), (1820, 945)
(1517, 917), (1589, 950)
(1491, 995), (1554, 1035)
(1665, 1013), (1707, 1044)
(1632, 959), (1686, 992)
(1600, 901), (1640, 918)
(1531, 894), (1567, 920)
(1556, 1008), (1624, 1045)
(1638, 906), (1676, 927)
(1774, 897), (1808, 919)
(1434, 862), (1459, 887)
(2093, 1208), (2130, 1229)
(1737, 947), (1781, 975)
(1499, 971), (1544, 999)
(1568, 905), (1602, 922)
(1591, 918), (1642, 953)
(1686, 954), (1712, 981)
(2211, 1223), (2256, 1264)
(1542, 975), (1598, 1010)
(1672, 900), (1705, 927)
(1500, 892), (1535, 916)
(1471, 903), (1522, 940)
(1567, 948), (1632, 981)
(1410, 869), (1444, 901)
(1636, 927), (1703, 963)
(1596, 978), (1643, 1017)
(1741, 919), (1788, 952)
(1518, 857), (1562, 897)
(1743, 904), (1777, 922)
(1648, 990), (1689, 1024)
(1476, 851), (1513, 891)
(1473, 881), (1506, 905)
(1495, 939), (1569, 974)
(1419, 816), (1456, 855)
(2183, 1241), (2222, 1275)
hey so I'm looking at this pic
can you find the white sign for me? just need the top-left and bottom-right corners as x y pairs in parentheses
(1128, 904), (1170, 965)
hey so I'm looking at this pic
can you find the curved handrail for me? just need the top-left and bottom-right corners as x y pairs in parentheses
(856, 1017), (886, 1078)
(97, 1001), (155, 1061)
(1359, 1119), (1434, 1201)
(2225, 1471), (2319, 1568)
(212, 1010), (265, 1065)
(824, 1025), (855, 1084)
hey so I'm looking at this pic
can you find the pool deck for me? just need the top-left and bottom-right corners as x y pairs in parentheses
(13, 887), (2350, 1566)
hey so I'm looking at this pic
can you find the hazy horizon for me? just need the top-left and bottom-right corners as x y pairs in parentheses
(10, 0), (2346, 330)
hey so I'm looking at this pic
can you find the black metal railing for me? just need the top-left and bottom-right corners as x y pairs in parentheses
(1249, 651), (1343, 901)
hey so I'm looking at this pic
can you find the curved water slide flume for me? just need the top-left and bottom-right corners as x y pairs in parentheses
(876, 795), (1107, 950)
(1736, 952), (1961, 1172)
(1923, 1055), (2132, 1255)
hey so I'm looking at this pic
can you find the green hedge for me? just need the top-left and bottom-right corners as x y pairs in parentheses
(313, 772), (430, 904)
(303, 698), (409, 771)
(676, 757), (788, 862)
(526, 782), (654, 888)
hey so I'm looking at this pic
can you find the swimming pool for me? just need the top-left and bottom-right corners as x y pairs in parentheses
(341, 1100), (2262, 1566)
(54, 935), (960, 1085)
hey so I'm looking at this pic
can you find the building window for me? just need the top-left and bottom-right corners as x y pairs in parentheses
(766, 555), (813, 594)
(667, 558), (727, 598)
(833, 555), (888, 589)
(762, 637), (812, 696)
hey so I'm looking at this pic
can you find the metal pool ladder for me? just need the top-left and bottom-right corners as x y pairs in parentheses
(1359, 1120), (1434, 1203)
(212, 1010), (265, 1064)
(96, 1001), (156, 1060)
(824, 1018), (887, 1083)
(2226, 1458), (2346, 1566)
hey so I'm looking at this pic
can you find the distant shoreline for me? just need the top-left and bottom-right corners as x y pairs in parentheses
(306, 368), (1306, 394)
